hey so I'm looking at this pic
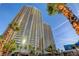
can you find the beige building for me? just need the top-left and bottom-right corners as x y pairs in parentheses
(5, 6), (56, 54)
(43, 23), (56, 51)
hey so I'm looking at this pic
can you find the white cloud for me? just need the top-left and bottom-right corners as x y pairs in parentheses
(60, 37), (79, 45)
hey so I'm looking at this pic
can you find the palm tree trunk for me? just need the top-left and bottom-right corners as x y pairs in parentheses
(57, 4), (79, 34)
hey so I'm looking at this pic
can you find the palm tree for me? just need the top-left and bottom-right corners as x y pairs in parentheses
(3, 22), (20, 41)
(0, 35), (3, 55)
(0, 22), (20, 55)
(29, 45), (35, 55)
(3, 26), (13, 41)
(3, 40), (17, 55)
(45, 45), (54, 55)
(9, 22), (20, 41)
(0, 35), (3, 45)
(47, 3), (79, 35)
(10, 22), (20, 31)
(0, 35), (3, 39)
(0, 27), (14, 55)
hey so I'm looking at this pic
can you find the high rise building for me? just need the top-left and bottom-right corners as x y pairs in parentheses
(11, 6), (45, 54)
(4, 6), (56, 54)
(43, 23), (56, 51)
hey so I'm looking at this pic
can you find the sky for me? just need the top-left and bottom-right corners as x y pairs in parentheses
(0, 3), (79, 50)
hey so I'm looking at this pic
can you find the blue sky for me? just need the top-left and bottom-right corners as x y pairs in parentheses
(0, 3), (79, 50)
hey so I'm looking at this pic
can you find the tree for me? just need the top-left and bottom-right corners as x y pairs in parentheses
(0, 22), (20, 55)
(9, 22), (20, 31)
(3, 22), (20, 45)
(0, 35), (4, 55)
(29, 45), (35, 55)
(45, 45), (54, 55)
(0, 35), (3, 45)
(47, 3), (79, 35)
(46, 45), (53, 52)
(0, 35), (3, 39)
(3, 40), (17, 55)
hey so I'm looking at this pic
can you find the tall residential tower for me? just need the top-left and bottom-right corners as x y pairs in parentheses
(43, 23), (56, 51)
(4, 6), (56, 54)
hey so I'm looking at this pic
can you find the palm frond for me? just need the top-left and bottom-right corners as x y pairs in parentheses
(47, 3), (59, 15)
